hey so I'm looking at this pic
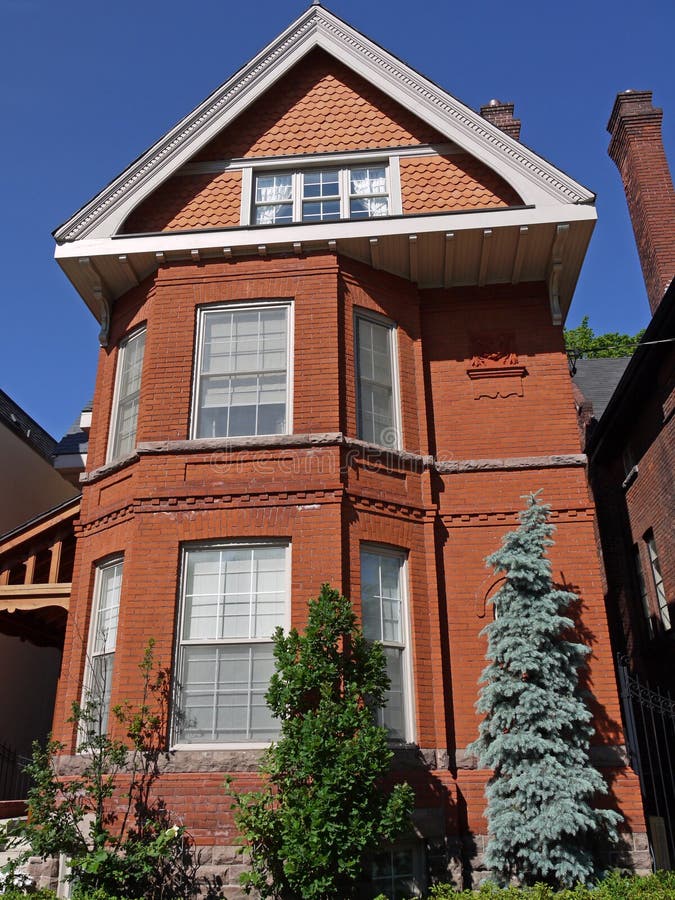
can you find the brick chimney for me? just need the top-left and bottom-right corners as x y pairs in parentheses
(480, 99), (521, 140)
(607, 90), (675, 314)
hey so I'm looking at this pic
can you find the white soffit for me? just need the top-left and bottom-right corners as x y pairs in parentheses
(53, 5), (594, 245)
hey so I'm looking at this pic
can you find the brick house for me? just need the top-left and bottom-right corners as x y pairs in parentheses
(576, 91), (675, 868)
(50, 5), (647, 892)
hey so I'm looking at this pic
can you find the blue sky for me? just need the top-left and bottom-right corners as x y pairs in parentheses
(1, 0), (673, 440)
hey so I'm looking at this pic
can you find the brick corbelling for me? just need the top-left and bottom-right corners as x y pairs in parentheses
(77, 489), (344, 535)
(442, 506), (595, 527)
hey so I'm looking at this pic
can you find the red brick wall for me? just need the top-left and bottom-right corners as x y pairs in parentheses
(55, 253), (646, 857)
(420, 283), (582, 460)
(608, 92), (675, 313)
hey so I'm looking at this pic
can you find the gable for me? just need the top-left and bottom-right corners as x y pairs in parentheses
(401, 153), (521, 213)
(195, 49), (444, 161)
(122, 170), (242, 234)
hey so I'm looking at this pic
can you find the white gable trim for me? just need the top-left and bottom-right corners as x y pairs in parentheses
(54, 6), (594, 244)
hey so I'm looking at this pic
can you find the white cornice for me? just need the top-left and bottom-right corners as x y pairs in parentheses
(53, 6), (594, 245)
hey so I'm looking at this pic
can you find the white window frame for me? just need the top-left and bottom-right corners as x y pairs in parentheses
(82, 557), (123, 736)
(645, 531), (671, 632)
(251, 163), (391, 226)
(190, 300), (294, 440)
(107, 326), (146, 462)
(354, 308), (402, 450)
(173, 541), (291, 749)
(360, 544), (415, 744)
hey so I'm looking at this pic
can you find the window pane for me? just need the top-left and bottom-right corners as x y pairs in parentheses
(177, 546), (286, 743)
(85, 560), (123, 735)
(255, 204), (293, 225)
(350, 167), (387, 195)
(303, 169), (339, 199)
(178, 644), (279, 742)
(255, 174), (292, 203)
(360, 549), (407, 740)
(110, 329), (145, 460)
(196, 306), (288, 438)
(357, 317), (396, 447)
(351, 197), (389, 219)
(92, 562), (122, 654)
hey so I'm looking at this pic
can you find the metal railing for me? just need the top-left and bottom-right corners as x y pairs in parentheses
(618, 655), (675, 869)
(0, 742), (31, 802)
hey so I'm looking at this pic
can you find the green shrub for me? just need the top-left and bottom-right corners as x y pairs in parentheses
(429, 871), (675, 899)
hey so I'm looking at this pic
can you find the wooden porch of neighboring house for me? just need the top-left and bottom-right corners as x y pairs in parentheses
(0, 496), (79, 816)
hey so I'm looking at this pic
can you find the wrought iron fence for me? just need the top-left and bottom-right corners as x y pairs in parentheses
(0, 742), (31, 802)
(617, 655), (675, 869)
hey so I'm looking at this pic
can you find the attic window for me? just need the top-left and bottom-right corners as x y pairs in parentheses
(253, 165), (389, 225)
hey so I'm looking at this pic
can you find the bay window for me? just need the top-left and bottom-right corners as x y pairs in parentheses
(83, 558), (123, 734)
(355, 311), (400, 449)
(107, 327), (146, 461)
(360, 546), (410, 741)
(193, 302), (291, 439)
(174, 543), (289, 744)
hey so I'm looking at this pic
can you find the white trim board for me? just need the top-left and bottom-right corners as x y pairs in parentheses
(53, 5), (594, 245)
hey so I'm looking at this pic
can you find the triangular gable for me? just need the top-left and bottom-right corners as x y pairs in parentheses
(54, 4), (593, 244)
(194, 48), (445, 160)
(122, 50), (520, 236)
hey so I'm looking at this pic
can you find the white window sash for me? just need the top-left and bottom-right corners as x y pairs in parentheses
(251, 164), (390, 226)
(360, 545), (413, 743)
(173, 543), (290, 747)
(83, 558), (123, 736)
(354, 310), (402, 450)
(107, 327), (146, 462)
(191, 301), (293, 440)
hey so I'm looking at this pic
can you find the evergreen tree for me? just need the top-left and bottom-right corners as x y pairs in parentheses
(469, 493), (621, 888)
(230, 584), (414, 900)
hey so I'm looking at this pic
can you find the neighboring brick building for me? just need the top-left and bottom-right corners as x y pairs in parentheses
(50, 7), (646, 892)
(577, 91), (675, 868)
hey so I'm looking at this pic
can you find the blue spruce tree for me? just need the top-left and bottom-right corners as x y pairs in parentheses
(470, 493), (621, 887)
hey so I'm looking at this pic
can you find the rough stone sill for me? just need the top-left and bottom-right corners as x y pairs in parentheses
(455, 744), (629, 769)
(81, 432), (587, 486)
(54, 746), (450, 774)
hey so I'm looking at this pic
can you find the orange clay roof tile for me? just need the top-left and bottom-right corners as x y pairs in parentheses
(400, 154), (521, 213)
(195, 48), (445, 161)
(122, 170), (242, 233)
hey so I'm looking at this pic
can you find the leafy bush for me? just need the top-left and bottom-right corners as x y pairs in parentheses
(0, 643), (202, 900)
(229, 584), (414, 899)
(429, 871), (675, 898)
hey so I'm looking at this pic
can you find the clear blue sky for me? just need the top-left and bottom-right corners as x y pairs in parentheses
(1, 0), (673, 440)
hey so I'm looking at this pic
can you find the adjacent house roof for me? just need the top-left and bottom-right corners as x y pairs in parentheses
(587, 281), (675, 458)
(572, 357), (631, 421)
(0, 390), (56, 462)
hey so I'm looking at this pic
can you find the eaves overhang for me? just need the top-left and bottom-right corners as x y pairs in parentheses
(55, 203), (596, 335)
(53, 4), (594, 247)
